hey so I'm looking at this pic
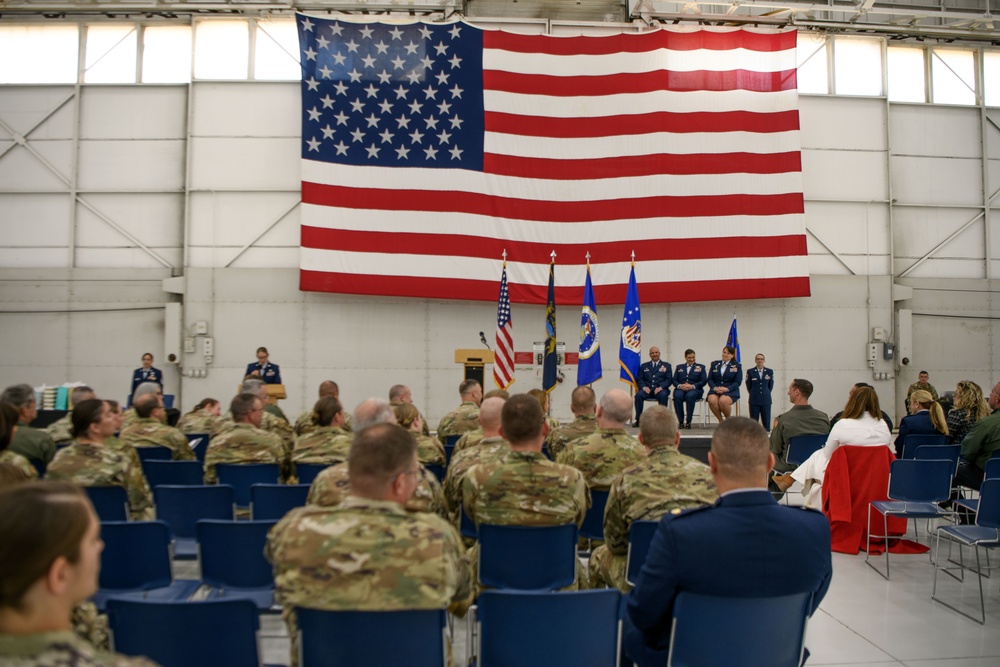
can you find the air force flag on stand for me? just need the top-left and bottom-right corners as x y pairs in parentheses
(578, 265), (602, 386)
(619, 264), (641, 390)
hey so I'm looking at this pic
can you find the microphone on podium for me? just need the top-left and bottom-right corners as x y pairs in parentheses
(479, 331), (491, 350)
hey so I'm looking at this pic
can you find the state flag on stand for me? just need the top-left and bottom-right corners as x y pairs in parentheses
(578, 264), (602, 386)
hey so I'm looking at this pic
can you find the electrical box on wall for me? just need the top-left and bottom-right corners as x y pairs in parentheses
(883, 343), (895, 361)
(872, 327), (887, 342)
(867, 343), (878, 362)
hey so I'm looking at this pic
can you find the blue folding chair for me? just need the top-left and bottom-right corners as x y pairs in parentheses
(93, 520), (199, 611)
(184, 433), (210, 463)
(28, 457), (46, 478)
(197, 519), (277, 611)
(866, 458), (957, 579)
(580, 489), (610, 549)
(475, 589), (621, 667)
(85, 486), (130, 522)
(786, 434), (827, 466)
(626, 520), (660, 587)
(425, 463), (446, 483)
(295, 462), (331, 485)
(136, 445), (173, 466)
(956, 458), (1000, 516)
(902, 433), (949, 460)
(216, 463), (281, 509)
(297, 607), (447, 667)
(251, 483), (310, 520)
(107, 598), (282, 667)
(932, 479), (1000, 624)
(478, 523), (578, 591)
(153, 485), (236, 559)
(914, 444), (961, 479)
(667, 592), (812, 667)
(460, 506), (478, 541)
(144, 460), (204, 489)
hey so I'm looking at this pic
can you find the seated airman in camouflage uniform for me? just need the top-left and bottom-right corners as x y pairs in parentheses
(557, 388), (645, 491)
(2, 384), (57, 465)
(47, 400), (152, 521)
(389, 384), (430, 436)
(267, 423), (472, 667)
(588, 405), (716, 591)
(463, 394), (590, 592)
(177, 398), (225, 437)
(45, 386), (96, 445)
(205, 393), (288, 484)
(437, 379), (482, 444)
(224, 379), (294, 454)
(443, 397), (508, 524)
(119, 394), (193, 461)
(291, 396), (353, 465)
(120, 382), (162, 430)
(394, 402), (445, 465)
(546, 385), (599, 460)
(294, 381), (353, 437)
(0, 404), (38, 480)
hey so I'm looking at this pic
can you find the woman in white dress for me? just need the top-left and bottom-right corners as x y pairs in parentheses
(774, 386), (892, 509)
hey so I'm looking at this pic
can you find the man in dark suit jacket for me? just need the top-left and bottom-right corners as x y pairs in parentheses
(623, 417), (833, 667)
(745, 353), (775, 431)
(634, 347), (672, 425)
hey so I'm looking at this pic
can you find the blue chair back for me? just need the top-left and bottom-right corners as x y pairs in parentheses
(28, 457), (46, 478)
(107, 598), (263, 667)
(914, 444), (961, 475)
(295, 462), (330, 485)
(478, 523), (578, 590)
(460, 506), (478, 540)
(580, 489), (610, 542)
(902, 433), (949, 459)
(184, 433), (210, 463)
(251, 483), (310, 520)
(984, 458), (1000, 481)
(154, 485), (235, 539)
(216, 463), (281, 507)
(976, 479), (1000, 529)
(85, 486), (129, 522)
(477, 589), (621, 667)
(99, 520), (174, 591)
(786, 434), (827, 466)
(667, 592), (811, 667)
(445, 442), (456, 466)
(297, 607), (446, 667)
(425, 463), (446, 483)
(144, 460), (204, 488)
(626, 520), (660, 586)
(887, 459), (954, 503)
(445, 434), (461, 447)
(136, 445), (173, 464)
(196, 519), (276, 589)
(162, 394), (175, 410)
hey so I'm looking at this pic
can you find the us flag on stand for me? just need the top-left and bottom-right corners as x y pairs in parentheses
(297, 15), (810, 304)
(493, 261), (515, 390)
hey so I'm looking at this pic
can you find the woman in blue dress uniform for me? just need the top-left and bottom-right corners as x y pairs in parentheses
(707, 346), (742, 423)
(130, 353), (163, 396)
(245, 346), (282, 384)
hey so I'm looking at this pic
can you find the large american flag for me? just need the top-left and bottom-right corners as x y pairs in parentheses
(297, 15), (810, 304)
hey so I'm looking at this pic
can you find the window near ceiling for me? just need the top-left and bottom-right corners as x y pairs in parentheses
(834, 37), (883, 96)
(254, 18), (300, 81)
(931, 48), (976, 105)
(143, 25), (192, 83)
(887, 47), (925, 103)
(0, 24), (79, 84)
(983, 51), (1000, 107)
(84, 24), (138, 83)
(796, 32), (828, 94)
(194, 20), (249, 80)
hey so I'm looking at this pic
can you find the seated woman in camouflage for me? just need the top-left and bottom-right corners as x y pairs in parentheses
(176, 398), (224, 438)
(0, 403), (37, 480)
(291, 397), (353, 467)
(0, 482), (158, 667)
(394, 403), (445, 466)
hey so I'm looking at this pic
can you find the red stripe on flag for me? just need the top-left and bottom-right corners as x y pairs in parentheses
(483, 152), (803, 179)
(483, 69), (798, 96)
(485, 110), (801, 138)
(301, 227), (808, 261)
(483, 28), (797, 56)
(300, 270), (811, 304)
(301, 183), (805, 222)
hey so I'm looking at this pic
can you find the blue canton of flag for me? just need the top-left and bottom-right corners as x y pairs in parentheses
(578, 267), (602, 386)
(618, 265), (641, 390)
(726, 317), (741, 363)
(297, 16), (485, 169)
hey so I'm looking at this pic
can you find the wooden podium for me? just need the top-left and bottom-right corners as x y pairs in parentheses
(237, 384), (286, 406)
(455, 349), (494, 387)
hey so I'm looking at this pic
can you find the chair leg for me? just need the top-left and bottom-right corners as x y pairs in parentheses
(865, 509), (891, 580)
(932, 537), (987, 624)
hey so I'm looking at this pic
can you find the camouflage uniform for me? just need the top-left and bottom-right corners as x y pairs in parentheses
(72, 602), (110, 651)
(588, 446), (717, 591)
(0, 632), (159, 667)
(0, 448), (38, 479)
(46, 442), (153, 520)
(266, 496), (472, 667)
(414, 433), (446, 466)
(121, 407), (139, 430)
(294, 410), (353, 437)
(11, 420), (57, 463)
(463, 450), (590, 591)
(436, 401), (480, 443)
(545, 413), (598, 460)
(204, 422), (288, 484)
(264, 403), (289, 423)
(224, 409), (294, 454)
(176, 408), (225, 437)
(307, 462), (447, 519)
(442, 436), (510, 520)
(45, 414), (74, 444)
(556, 427), (645, 490)
(453, 428), (484, 455)
(103, 436), (144, 477)
(119, 418), (194, 461)
(291, 425), (353, 465)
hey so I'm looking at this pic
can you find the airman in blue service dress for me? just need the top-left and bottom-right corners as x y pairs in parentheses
(129, 365), (162, 396)
(745, 361), (775, 431)
(672, 355), (707, 428)
(245, 361), (282, 384)
(634, 347), (672, 423)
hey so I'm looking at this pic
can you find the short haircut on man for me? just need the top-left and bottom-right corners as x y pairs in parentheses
(478, 397), (505, 430)
(600, 390), (633, 424)
(230, 393), (260, 422)
(348, 424), (417, 494)
(711, 417), (770, 478)
(500, 394), (544, 444)
(71, 386), (95, 403)
(388, 384), (407, 402)
(318, 381), (339, 397)
(459, 379), (481, 396)
(639, 406), (678, 448)
(684, 349), (695, 357)
(571, 385), (596, 412)
(133, 394), (161, 419)
(131, 382), (160, 403)
(483, 389), (510, 401)
(1, 384), (35, 410)
(241, 378), (266, 397)
(790, 378), (814, 399)
(353, 399), (396, 432)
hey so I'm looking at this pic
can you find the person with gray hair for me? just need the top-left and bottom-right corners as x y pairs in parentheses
(557, 388), (644, 491)
(353, 398), (397, 432)
(45, 386), (96, 444)
(2, 384), (56, 464)
(225, 379), (294, 451)
(623, 417), (832, 666)
(120, 381), (163, 430)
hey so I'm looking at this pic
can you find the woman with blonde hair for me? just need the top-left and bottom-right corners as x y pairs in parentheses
(394, 402), (446, 466)
(895, 389), (949, 458)
(947, 381), (990, 445)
